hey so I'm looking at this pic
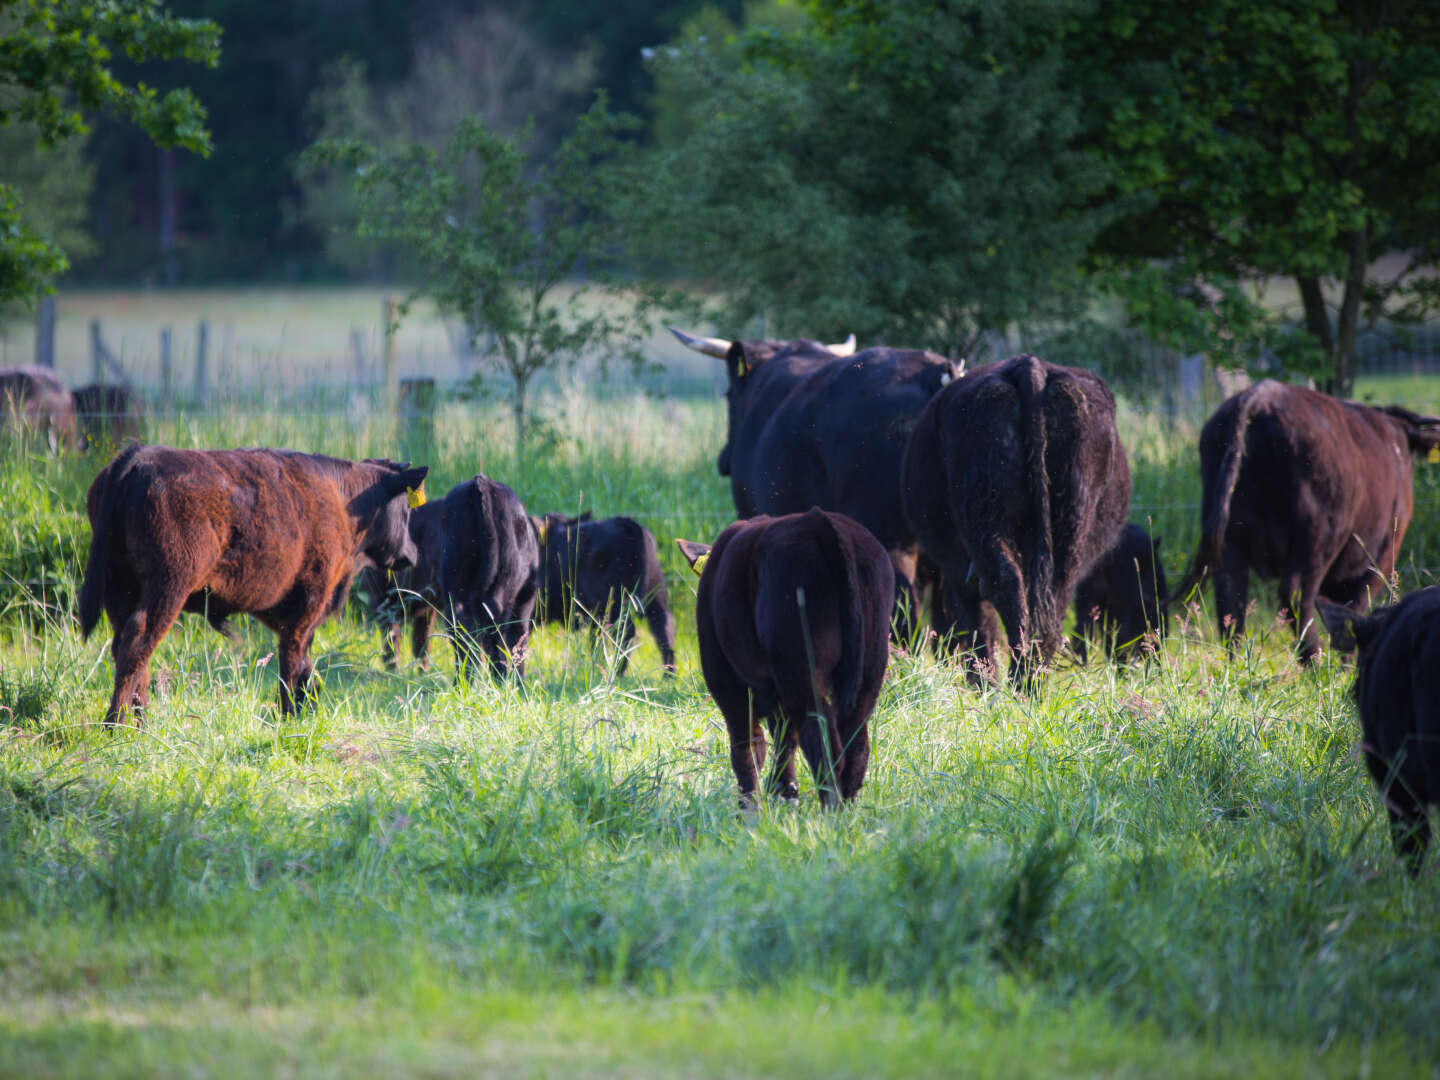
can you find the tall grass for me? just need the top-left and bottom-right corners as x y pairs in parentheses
(1, 378), (1438, 1075)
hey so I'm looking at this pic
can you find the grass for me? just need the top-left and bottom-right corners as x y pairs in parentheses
(2, 367), (1440, 1075)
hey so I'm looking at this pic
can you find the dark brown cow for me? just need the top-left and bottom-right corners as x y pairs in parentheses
(0, 365), (76, 449)
(1073, 524), (1168, 662)
(1318, 588), (1440, 875)
(532, 511), (677, 676)
(902, 355), (1131, 686)
(1173, 381), (1440, 662)
(670, 327), (961, 635)
(78, 445), (427, 725)
(72, 383), (145, 451)
(676, 508), (894, 808)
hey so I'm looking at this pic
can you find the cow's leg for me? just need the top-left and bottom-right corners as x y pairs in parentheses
(708, 667), (768, 808)
(104, 585), (187, 728)
(980, 548), (1032, 686)
(888, 548), (921, 645)
(796, 701), (845, 809)
(411, 605), (434, 671)
(644, 594), (677, 677)
(764, 713), (801, 804)
(836, 716), (871, 803)
(1287, 572), (1326, 665)
(277, 622), (320, 715)
(1213, 548), (1249, 650)
(1387, 798), (1431, 877)
(380, 617), (402, 670)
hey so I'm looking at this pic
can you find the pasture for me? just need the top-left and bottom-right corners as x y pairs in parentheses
(2, 306), (1440, 1074)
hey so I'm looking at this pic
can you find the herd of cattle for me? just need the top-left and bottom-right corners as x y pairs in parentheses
(3, 334), (1439, 871)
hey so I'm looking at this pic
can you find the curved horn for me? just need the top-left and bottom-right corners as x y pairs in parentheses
(669, 326), (733, 359)
(827, 333), (857, 357)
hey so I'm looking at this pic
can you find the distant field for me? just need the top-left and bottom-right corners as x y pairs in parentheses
(0, 286), (723, 398)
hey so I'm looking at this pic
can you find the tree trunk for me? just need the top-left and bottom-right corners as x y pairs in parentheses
(512, 373), (528, 464)
(1297, 275), (1334, 358)
(1333, 228), (1369, 399)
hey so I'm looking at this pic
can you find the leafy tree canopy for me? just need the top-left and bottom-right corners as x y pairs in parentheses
(1077, 0), (1440, 394)
(0, 0), (218, 301)
(633, 0), (1114, 360)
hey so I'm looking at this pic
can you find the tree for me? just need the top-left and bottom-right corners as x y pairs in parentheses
(1078, 0), (1440, 396)
(307, 97), (665, 460)
(0, 0), (219, 301)
(632, 0), (1113, 359)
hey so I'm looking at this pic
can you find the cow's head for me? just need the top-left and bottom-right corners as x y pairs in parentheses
(1376, 405), (1440, 457)
(358, 461), (430, 571)
(668, 326), (856, 478)
(534, 510), (591, 553)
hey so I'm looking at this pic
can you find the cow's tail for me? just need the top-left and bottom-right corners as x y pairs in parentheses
(637, 527), (677, 674)
(814, 509), (865, 723)
(1015, 356), (1057, 658)
(78, 444), (142, 639)
(1172, 392), (1255, 607)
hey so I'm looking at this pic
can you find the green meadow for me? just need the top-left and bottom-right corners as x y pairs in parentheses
(2, 363), (1439, 1076)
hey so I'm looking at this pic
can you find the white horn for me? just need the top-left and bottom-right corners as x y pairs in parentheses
(827, 333), (856, 357)
(669, 326), (733, 359)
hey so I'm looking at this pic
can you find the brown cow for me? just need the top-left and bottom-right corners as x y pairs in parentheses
(0, 365), (77, 449)
(78, 444), (428, 725)
(1173, 381), (1440, 662)
(1318, 588), (1440, 875)
(72, 383), (145, 451)
(532, 511), (677, 676)
(677, 508), (894, 808)
(902, 355), (1131, 686)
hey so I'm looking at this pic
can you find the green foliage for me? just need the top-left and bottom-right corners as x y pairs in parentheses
(307, 97), (670, 460)
(1078, 0), (1440, 393)
(634, 0), (1112, 357)
(0, 0), (219, 301)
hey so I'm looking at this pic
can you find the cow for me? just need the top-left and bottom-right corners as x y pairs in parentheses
(0, 365), (77, 449)
(78, 445), (428, 726)
(532, 511), (677, 676)
(676, 508), (894, 808)
(902, 354), (1131, 686)
(72, 383), (145, 451)
(367, 474), (540, 680)
(1318, 588), (1440, 875)
(1073, 524), (1168, 662)
(670, 327), (961, 635)
(1171, 381), (1440, 662)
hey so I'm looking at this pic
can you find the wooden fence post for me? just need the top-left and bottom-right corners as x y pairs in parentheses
(195, 320), (210, 407)
(397, 377), (436, 466)
(90, 319), (104, 383)
(34, 295), (56, 369)
(382, 295), (397, 411)
(159, 327), (173, 407)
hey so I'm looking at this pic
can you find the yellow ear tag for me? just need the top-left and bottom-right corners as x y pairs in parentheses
(690, 552), (709, 576)
(536, 521), (549, 544)
(735, 356), (749, 378)
(407, 486), (426, 508)
(1429, 447), (1440, 464)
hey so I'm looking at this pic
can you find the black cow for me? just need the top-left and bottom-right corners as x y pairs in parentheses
(72, 383), (145, 450)
(1073, 525), (1168, 662)
(359, 499), (445, 670)
(1318, 588), (1440, 875)
(671, 327), (961, 631)
(902, 355), (1131, 685)
(1172, 381), (1440, 662)
(367, 475), (539, 679)
(0, 365), (76, 449)
(532, 511), (677, 676)
(676, 508), (894, 808)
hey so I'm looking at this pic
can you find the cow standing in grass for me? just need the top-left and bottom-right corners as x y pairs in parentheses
(1073, 524), (1168, 662)
(902, 355), (1131, 686)
(362, 475), (539, 679)
(72, 383), (145, 451)
(677, 508), (894, 808)
(1319, 588), (1440, 875)
(1173, 381), (1440, 663)
(670, 327), (960, 636)
(79, 445), (427, 725)
(0, 365), (76, 450)
(532, 511), (676, 676)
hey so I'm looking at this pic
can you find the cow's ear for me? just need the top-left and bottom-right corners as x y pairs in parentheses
(1316, 599), (1380, 653)
(385, 465), (430, 502)
(676, 539), (712, 575)
(577, 510), (594, 522)
(726, 342), (754, 380)
(1152, 535), (1163, 551)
